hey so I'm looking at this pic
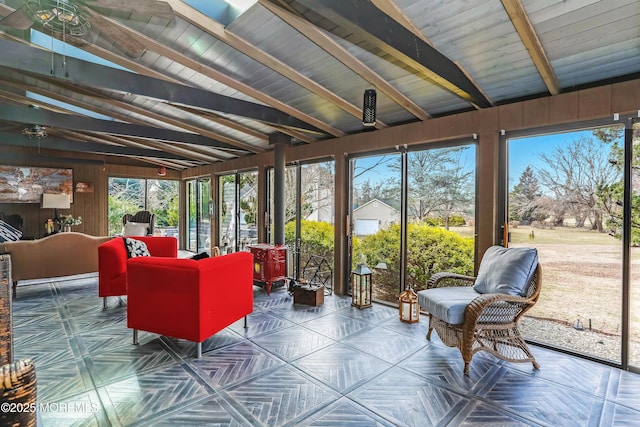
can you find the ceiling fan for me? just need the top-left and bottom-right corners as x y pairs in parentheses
(0, 0), (175, 58)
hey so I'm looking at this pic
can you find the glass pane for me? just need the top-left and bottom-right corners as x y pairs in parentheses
(146, 179), (179, 238)
(406, 146), (476, 293)
(198, 177), (211, 253)
(107, 177), (145, 236)
(187, 180), (197, 252)
(239, 171), (258, 250)
(630, 122), (640, 368)
(509, 127), (624, 363)
(351, 154), (401, 304)
(299, 161), (335, 288)
(219, 174), (236, 254)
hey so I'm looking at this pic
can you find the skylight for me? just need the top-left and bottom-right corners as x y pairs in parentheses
(225, 0), (257, 13)
(183, 0), (257, 26)
(31, 29), (129, 72)
(27, 92), (115, 121)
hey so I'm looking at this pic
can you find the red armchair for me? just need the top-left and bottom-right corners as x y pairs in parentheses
(126, 251), (254, 357)
(98, 236), (177, 309)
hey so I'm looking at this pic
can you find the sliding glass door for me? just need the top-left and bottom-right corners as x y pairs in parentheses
(186, 177), (210, 253)
(628, 121), (640, 369)
(219, 171), (258, 254)
(269, 161), (336, 281)
(508, 126), (624, 363)
(349, 143), (475, 304)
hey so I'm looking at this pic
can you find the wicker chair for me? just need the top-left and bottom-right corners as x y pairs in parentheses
(417, 246), (541, 375)
(0, 254), (37, 427)
(0, 359), (37, 427)
(122, 210), (155, 236)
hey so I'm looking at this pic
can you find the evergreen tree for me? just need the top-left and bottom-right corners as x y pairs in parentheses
(509, 166), (543, 223)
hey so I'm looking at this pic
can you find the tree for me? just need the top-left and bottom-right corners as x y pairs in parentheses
(509, 166), (544, 223)
(352, 156), (398, 210)
(596, 127), (640, 243)
(536, 135), (620, 231)
(390, 147), (474, 229)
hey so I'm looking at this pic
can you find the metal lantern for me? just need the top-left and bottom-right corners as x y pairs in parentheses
(351, 262), (373, 308)
(399, 287), (419, 323)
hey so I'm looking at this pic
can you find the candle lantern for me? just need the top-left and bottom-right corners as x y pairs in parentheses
(399, 286), (419, 323)
(351, 262), (373, 308)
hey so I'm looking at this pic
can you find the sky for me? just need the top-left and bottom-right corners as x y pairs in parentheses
(348, 126), (624, 196)
(508, 128), (622, 191)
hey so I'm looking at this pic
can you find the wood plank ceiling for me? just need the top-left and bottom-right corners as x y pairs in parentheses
(0, 0), (638, 170)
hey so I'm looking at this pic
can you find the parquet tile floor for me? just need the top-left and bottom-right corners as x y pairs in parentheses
(11, 275), (640, 426)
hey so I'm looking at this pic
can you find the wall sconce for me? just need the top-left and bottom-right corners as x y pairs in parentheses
(157, 166), (167, 176)
(75, 182), (94, 193)
(362, 88), (377, 127)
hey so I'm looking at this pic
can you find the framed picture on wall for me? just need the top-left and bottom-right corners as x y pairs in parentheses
(0, 166), (73, 203)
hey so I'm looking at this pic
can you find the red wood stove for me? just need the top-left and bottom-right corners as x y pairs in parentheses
(248, 244), (287, 295)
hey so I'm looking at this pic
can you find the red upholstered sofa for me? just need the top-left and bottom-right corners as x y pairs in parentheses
(126, 251), (254, 357)
(98, 236), (177, 308)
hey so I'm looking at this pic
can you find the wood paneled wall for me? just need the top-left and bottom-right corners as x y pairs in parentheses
(0, 146), (179, 238)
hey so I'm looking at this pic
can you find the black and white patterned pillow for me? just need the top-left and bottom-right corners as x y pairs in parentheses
(0, 219), (22, 242)
(124, 237), (150, 258)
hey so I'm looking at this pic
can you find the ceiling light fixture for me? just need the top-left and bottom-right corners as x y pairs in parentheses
(362, 88), (377, 127)
(26, 0), (90, 37)
(22, 124), (48, 139)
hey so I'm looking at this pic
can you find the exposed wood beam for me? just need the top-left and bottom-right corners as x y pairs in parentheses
(1, 76), (248, 155)
(371, 0), (493, 106)
(94, 133), (222, 164)
(176, 106), (268, 143)
(28, 76), (261, 153)
(291, 0), (491, 109)
(81, 11), (341, 138)
(0, 38), (327, 135)
(259, 0), (431, 121)
(54, 129), (196, 168)
(59, 129), (221, 165)
(0, 131), (194, 161)
(0, 87), (77, 115)
(0, 5), (269, 150)
(0, 100), (246, 153)
(501, 0), (560, 95)
(164, 0), (383, 129)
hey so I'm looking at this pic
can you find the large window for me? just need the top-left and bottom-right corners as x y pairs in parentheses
(219, 171), (258, 254)
(276, 162), (335, 282)
(350, 153), (401, 304)
(508, 125), (625, 363)
(349, 143), (476, 304)
(187, 177), (211, 253)
(107, 177), (179, 237)
(630, 121), (640, 369)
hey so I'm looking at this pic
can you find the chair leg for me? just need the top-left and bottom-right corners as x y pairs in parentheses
(196, 342), (202, 358)
(463, 362), (470, 376)
(133, 329), (138, 345)
(103, 297), (107, 310)
(244, 315), (248, 329)
(426, 328), (433, 340)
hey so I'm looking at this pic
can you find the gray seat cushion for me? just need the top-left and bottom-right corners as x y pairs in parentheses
(418, 286), (482, 325)
(472, 246), (538, 297)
